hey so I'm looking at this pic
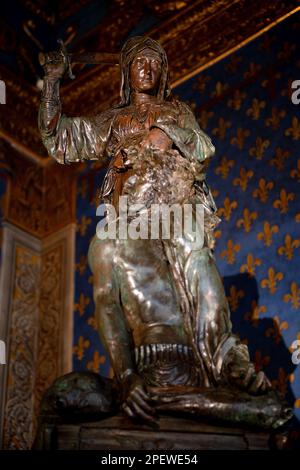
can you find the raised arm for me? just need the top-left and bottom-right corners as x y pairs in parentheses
(38, 51), (114, 164)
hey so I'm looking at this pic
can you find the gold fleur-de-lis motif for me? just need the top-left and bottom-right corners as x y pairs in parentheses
(296, 214), (300, 223)
(252, 178), (274, 203)
(257, 221), (279, 246)
(261, 72), (281, 91)
(289, 331), (300, 354)
(73, 336), (90, 360)
(230, 128), (250, 150)
(277, 234), (300, 260)
(259, 34), (273, 52)
(212, 117), (231, 139)
(240, 253), (262, 276)
(226, 285), (244, 312)
(260, 268), (284, 294)
(76, 254), (87, 275)
(285, 117), (300, 140)
(283, 282), (300, 309)
(88, 274), (94, 284)
(289, 332), (300, 354)
(280, 78), (294, 99)
(87, 351), (106, 373)
(75, 293), (90, 316)
(269, 147), (290, 170)
(246, 98), (266, 120)
(244, 62), (262, 79)
(277, 42), (296, 61)
(271, 367), (289, 395)
(233, 167), (254, 191)
(244, 301), (267, 325)
(214, 229), (222, 239)
(217, 197), (238, 221)
(249, 137), (270, 160)
(253, 350), (270, 372)
(78, 177), (88, 199)
(211, 188), (219, 198)
(266, 317), (288, 345)
(290, 159), (300, 182)
(77, 215), (92, 236)
(187, 100), (197, 112)
(265, 107), (286, 130)
(198, 109), (214, 129)
(225, 55), (242, 73)
(214, 156), (234, 179)
(211, 81), (228, 98)
(193, 74), (211, 93)
(273, 189), (295, 213)
(220, 240), (240, 264)
(227, 89), (247, 111)
(87, 316), (99, 331)
(236, 208), (257, 232)
(273, 315), (289, 331)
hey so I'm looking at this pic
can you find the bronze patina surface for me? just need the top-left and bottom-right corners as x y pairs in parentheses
(38, 36), (292, 431)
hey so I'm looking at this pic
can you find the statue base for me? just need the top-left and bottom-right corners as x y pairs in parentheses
(35, 413), (281, 450)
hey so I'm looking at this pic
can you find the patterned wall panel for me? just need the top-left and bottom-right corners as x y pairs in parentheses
(73, 14), (300, 419)
(0, 223), (75, 449)
(0, 174), (7, 271)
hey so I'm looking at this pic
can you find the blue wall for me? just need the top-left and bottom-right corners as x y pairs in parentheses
(73, 166), (111, 376)
(73, 14), (300, 418)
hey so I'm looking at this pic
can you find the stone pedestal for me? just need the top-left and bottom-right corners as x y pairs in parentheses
(36, 414), (274, 450)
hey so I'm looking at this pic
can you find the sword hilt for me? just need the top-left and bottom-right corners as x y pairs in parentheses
(38, 39), (75, 80)
(57, 39), (75, 80)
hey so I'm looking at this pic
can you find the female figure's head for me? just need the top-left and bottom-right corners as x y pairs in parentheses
(119, 36), (170, 105)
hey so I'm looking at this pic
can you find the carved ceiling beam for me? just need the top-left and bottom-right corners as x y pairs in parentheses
(62, 0), (300, 115)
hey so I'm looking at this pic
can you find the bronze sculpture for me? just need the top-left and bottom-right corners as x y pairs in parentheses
(38, 36), (292, 430)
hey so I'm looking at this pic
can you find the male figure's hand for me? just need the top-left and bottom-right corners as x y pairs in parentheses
(121, 372), (157, 424)
(223, 344), (272, 394)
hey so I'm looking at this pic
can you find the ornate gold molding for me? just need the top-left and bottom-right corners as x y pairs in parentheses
(61, 0), (300, 114)
(4, 150), (76, 237)
(34, 243), (64, 424)
(0, 222), (75, 449)
(3, 244), (41, 449)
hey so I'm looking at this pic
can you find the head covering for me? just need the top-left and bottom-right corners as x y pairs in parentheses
(118, 36), (170, 106)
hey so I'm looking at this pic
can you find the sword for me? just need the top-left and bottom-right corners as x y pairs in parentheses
(38, 39), (119, 80)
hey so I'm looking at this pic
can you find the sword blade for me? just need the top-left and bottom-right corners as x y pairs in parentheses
(69, 52), (119, 65)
